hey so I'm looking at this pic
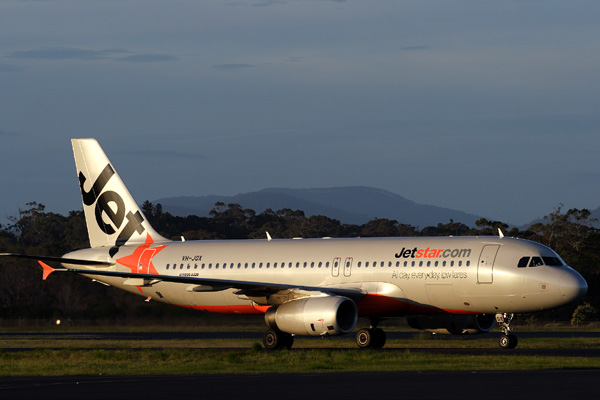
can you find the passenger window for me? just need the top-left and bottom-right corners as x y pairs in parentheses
(529, 257), (543, 267)
(166, 264), (170, 270)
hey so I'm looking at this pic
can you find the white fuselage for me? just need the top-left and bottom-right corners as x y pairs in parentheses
(65, 235), (587, 318)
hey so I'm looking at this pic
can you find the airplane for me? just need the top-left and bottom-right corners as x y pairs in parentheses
(1, 138), (588, 350)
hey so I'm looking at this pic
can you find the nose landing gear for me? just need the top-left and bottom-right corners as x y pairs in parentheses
(496, 313), (518, 349)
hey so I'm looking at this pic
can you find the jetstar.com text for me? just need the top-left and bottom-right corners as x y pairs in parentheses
(394, 247), (472, 259)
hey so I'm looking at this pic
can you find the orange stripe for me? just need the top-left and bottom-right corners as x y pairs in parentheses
(176, 304), (270, 314)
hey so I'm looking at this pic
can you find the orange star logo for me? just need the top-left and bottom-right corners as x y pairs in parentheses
(116, 233), (167, 275)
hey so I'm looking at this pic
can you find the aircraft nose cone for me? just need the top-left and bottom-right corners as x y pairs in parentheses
(560, 268), (588, 304)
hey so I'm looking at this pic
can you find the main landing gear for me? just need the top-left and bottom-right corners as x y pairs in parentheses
(496, 313), (518, 349)
(356, 319), (387, 349)
(263, 329), (294, 350)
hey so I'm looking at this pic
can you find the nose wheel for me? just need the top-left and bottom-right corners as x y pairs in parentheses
(496, 313), (518, 349)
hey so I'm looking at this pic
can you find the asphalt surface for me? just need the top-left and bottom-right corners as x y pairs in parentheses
(1, 331), (598, 399)
(2, 370), (600, 400)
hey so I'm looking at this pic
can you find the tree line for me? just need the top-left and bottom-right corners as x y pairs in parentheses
(0, 201), (598, 324)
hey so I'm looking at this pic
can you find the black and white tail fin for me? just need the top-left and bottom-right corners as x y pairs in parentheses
(72, 139), (169, 254)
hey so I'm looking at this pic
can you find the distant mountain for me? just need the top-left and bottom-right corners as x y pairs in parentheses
(154, 186), (483, 228)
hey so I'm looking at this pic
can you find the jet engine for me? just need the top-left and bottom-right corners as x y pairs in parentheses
(407, 314), (496, 335)
(265, 296), (358, 336)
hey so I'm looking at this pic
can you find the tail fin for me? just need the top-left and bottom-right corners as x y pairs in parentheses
(72, 139), (169, 254)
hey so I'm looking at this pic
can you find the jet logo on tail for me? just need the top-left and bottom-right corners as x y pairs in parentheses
(78, 163), (145, 254)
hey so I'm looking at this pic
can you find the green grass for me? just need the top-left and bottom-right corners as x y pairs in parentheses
(0, 347), (598, 376)
(0, 334), (599, 376)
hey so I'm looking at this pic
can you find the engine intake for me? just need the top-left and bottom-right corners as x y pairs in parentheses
(265, 296), (358, 336)
(407, 314), (496, 335)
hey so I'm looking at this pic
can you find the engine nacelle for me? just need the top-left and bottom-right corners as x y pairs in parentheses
(265, 296), (358, 336)
(407, 314), (496, 335)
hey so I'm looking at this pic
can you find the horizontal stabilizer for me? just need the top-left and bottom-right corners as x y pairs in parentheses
(0, 253), (114, 266)
(38, 261), (55, 280)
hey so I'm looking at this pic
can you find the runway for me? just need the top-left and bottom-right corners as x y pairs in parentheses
(1, 330), (598, 399)
(2, 370), (599, 400)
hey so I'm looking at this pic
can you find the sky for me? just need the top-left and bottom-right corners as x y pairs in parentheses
(1, 0), (599, 227)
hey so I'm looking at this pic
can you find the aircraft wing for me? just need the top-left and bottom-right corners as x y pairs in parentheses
(0, 253), (365, 302)
(49, 264), (365, 301)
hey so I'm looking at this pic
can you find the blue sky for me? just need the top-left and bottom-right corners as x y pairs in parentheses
(1, 0), (599, 226)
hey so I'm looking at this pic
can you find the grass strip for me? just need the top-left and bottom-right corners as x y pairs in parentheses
(0, 347), (598, 376)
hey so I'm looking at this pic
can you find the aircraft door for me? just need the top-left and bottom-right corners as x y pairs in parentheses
(477, 245), (499, 284)
(344, 257), (353, 277)
(332, 257), (341, 277)
(138, 249), (157, 274)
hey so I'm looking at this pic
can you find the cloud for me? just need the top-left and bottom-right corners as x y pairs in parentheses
(213, 63), (255, 71)
(0, 128), (17, 136)
(0, 63), (24, 72)
(117, 54), (178, 63)
(401, 45), (431, 51)
(8, 47), (176, 63)
(118, 150), (204, 159)
(9, 47), (108, 61)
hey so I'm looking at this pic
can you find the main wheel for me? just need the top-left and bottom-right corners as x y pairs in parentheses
(356, 328), (373, 348)
(263, 330), (281, 350)
(263, 330), (294, 350)
(372, 328), (386, 348)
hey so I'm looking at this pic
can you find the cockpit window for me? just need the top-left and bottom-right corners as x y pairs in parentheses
(542, 257), (564, 266)
(529, 257), (544, 267)
(517, 255), (566, 268)
(517, 257), (529, 268)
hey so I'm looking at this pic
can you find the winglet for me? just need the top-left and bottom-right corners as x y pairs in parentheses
(38, 261), (55, 280)
(498, 228), (505, 239)
(266, 232), (272, 242)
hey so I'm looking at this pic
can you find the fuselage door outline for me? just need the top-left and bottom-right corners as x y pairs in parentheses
(138, 248), (157, 275)
(332, 257), (341, 277)
(344, 257), (353, 277)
